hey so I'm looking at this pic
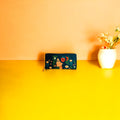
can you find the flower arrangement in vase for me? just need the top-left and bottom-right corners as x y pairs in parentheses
(97, 27), (120, 69)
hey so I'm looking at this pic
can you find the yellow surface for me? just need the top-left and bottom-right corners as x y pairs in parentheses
(0, 60), (120, 120)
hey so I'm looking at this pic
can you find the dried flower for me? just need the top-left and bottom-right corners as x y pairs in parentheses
(115, 27), (120, 32)
(98, 27), (120, 49)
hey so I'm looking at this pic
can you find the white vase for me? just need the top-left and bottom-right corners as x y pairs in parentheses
(98, 49), (117, 69)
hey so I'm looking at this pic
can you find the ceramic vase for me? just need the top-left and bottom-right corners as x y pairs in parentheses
(98, 49), (117, 69)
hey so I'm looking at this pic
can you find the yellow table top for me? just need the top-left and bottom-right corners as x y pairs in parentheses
(0, 60), (120, 120)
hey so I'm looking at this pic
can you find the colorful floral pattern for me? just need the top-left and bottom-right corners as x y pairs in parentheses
(45, 53), (77, 69)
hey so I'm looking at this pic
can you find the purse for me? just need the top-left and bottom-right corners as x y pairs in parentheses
(45, 53), (77, 69)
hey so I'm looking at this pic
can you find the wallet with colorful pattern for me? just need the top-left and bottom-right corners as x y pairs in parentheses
(45, 53), (77, 69)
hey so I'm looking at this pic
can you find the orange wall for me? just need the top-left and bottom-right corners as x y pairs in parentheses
(1, 0), (120, 60)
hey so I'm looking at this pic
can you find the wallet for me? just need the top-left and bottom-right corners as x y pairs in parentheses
(45, 53), (77, 69)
